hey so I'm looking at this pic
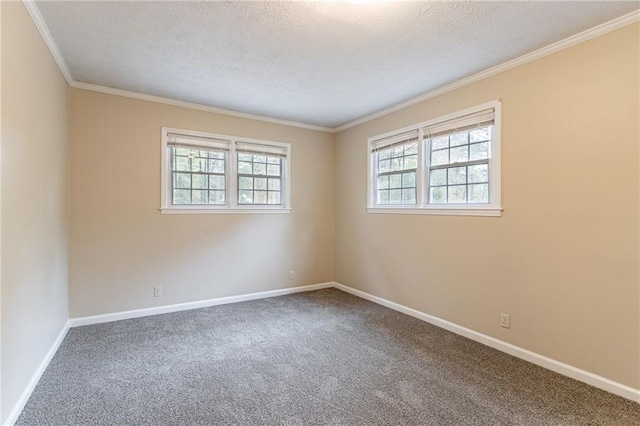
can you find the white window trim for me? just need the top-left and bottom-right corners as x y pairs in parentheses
(160, 127), (291, 214)
(367, 100), (502, 217)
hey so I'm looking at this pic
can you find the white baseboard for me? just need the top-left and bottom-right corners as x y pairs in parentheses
(6, 280), (637, 426)
(69, 282), (334, 327)
(3, 321), (70, 426)
(332, 282), (640, 403)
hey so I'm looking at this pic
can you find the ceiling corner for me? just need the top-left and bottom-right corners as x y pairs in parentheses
(22, 0), (74, 85)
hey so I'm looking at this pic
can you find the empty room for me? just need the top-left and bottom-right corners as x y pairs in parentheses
(1, 0), (639, 424)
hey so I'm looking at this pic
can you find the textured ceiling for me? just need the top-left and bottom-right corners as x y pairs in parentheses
(36, 1), (638, 128)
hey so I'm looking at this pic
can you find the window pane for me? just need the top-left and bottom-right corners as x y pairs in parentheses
(470, 126), (491, 142)
(174, 156), (190, 171)
(430, 187), (446, 203)
(430, 169), (446, 186)
(450, 132), (468, 146)
(378, 190), (389, 204)
(192, 174), (207, 189)
(208, 190), (225, 205)
(267, 164), (280, 176)
(268, 191), (281, 205)
(238, 153), (252, 161)
(239, 190), (253, 204)
(468, 183), (489, 203)
(402, 172), (416, 188)
(389, 189), (402, 204)
(431, 149), (449, 166)
(405, 142), (418, 155)
(209, 159), (225, 174)
(173, 189), (191, 204)
(268, 178), (281, 191)
(389, 174), (402, 189)
(254, 155), (266, 163)
(253, 163), (266, 175)
(402, 189), (416, 204)
(254, 191), (267, 204)
(175, 147), (191, 156)
(431, 136), (449, 150)
(377, 175), (389, 190)
(468, 164), (488, 183)
(174, 173), (191, 189)
(448, 185), (466, 203)
(391, 157), (403, 171)
(239, 176), (253, 190)
(404, 155), (417, 169)
(379, 159), (391, 173)
(267, 157), (280, 164)
(470, 142), (489, 161)
(209, 175), (224, 190)
(255, 178), (267, 190)
(192, 158), (207, 172)
(450, 146), (468, 163)
(238, 161), (252, 174)
(192, 190), (207, 204)
(378, 149), (391, 160)
(448, 166), (466, 185)
(393, 145), (404, 157)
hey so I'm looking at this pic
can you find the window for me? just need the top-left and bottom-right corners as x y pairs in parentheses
(367, 101), (501, 216)
(236, 147), (284, 206)
(374, 132), (419, 205)
(160, 128), (291, 214)
(171, 143), (227, 206)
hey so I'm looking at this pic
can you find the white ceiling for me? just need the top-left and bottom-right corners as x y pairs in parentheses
(35, 1), (638, 129)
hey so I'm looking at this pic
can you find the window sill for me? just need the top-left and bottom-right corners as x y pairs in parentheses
(159, 207), (291, 215)
(366, 207), (502, 217)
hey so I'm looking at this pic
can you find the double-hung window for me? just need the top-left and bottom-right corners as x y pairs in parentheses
(160, 127), (291, 213)
(236, 143), (285, 206)
(368, 101), (501, 216)
(372, 131), (419, 205)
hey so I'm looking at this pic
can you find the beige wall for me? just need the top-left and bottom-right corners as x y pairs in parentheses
(1, 2), (69, 422)
(335, 23), (640, 389)
(68, 89), (335, 318)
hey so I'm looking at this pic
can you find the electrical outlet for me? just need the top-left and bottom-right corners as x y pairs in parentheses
(288, 271), (294, 280)
(154, 286), (163, 297)
(500, 313), (510, 329)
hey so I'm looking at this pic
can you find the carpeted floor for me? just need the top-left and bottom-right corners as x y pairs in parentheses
(16, 288), (640, 425)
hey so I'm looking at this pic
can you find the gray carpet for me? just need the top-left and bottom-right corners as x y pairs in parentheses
(16, 288), (640, 425)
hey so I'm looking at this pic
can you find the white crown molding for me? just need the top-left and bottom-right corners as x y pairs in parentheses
(332, 282), (640, 404)
(21, 0), (332, 133)
(69, 81), (334, 132)
(22, 0), (73, 85)
(22, 0), (639, 134)
(333, 9), (640, 132)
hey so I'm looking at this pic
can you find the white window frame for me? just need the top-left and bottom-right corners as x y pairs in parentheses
(367, 100), (502, 217)
(160, 127), (291, 214)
